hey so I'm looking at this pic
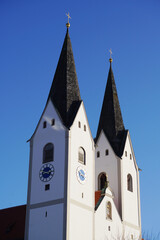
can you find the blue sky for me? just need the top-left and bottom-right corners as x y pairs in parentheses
(0, 0), (160, 236)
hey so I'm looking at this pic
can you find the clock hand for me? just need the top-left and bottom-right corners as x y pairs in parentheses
(40, 170), (48, 174)
(42, 170), (52, 174)
(79, 172), (84, 177)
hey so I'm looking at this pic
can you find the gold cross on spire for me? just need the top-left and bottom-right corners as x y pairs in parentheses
(66, 12), (71, 28)
(109, 49), (113, 63)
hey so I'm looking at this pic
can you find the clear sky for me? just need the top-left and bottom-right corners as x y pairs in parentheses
(0, 0), (160, 236)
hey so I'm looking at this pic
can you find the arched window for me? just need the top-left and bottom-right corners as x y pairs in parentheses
(127, 174), (133, 192)
(43, 143), (54, 163)
(78, 147), (86, 165)
(106, 201), (112, 220)
(98, 173), (107, 190)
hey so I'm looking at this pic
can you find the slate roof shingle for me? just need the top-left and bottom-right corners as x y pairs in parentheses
(96, 63), (127, 157)
(47, 29), (81, 128)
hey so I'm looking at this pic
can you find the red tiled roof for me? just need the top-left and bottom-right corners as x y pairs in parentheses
(95, 191), (101, 206)
(0, 204), (26, 240)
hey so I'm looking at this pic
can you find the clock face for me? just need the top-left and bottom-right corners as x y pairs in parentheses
(39, 164), (54, 182)
(76, 166), (86, 184)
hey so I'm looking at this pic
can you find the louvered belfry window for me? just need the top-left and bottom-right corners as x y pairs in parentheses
(127, 174), (133, 192)
(78, 147), (86, 165)
(43, 143), (54, 163)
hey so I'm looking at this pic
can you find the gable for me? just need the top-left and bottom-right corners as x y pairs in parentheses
(95, 130), (118, 159)
(29, 99), (66, 142)
(70, 101), (94, 144)
(122, 131), (138, 171)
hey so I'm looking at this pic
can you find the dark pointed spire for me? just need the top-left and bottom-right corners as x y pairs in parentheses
(96, 61), (127, 157)
(47, 29), (81, 128)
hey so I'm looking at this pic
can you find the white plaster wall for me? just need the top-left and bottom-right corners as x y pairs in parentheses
(95, 188), (122, 240)
(123, 225), (141, 240)
(69, 102), (94, 207)
(69, 203), (93, 240)
(121, 133), (140, 227)
(67, 102), (94, 239)
(28, 203), (63, 240)
(30, 100), (66, 204)
(95, 131), (121, 212)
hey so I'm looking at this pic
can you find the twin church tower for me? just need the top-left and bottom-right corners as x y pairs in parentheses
(24, 24), (141, 240)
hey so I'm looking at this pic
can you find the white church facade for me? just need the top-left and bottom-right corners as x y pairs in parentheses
(23, 24), (141, 240)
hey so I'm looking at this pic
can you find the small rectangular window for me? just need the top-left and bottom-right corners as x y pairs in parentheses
(97, 151), (100, 158)
(105, 149), (109, 156)
(130, 154), (132, 160)
(108, 226), (111, 231)
(82, 193), (84, 198)
(125, 151), (127, 157)
(51, 119), (55, 126)
(45, 184), (50, 191)
(78, 121), (81, 128)
(84, 125), (86, 131)
(45, 211), (47, 217)
(43, 121), (47, 128)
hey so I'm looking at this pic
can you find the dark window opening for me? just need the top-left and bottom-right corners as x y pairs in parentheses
(43, 143), (54, 163)
(43, 121), (47, 128)
(97, 151), (100, 158)
(99, 173), (107, 190)
(51, 119), (55, 126)
(78, 121), (81, 128)
(105, 149), (109, 156)
(45, 184), (50, 191)
(84, 125), (86, 131)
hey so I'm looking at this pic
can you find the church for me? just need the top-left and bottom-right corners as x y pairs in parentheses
(0, 20), (141, 240)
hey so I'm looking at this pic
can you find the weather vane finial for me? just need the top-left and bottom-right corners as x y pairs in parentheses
(109, 49), (113, 63)
(66, 12), (71, 28)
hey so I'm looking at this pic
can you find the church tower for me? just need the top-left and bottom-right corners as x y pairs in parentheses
(24, 24), (95, 240)
(24, 20), (141, 240)
(95, 57), (141, 239)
